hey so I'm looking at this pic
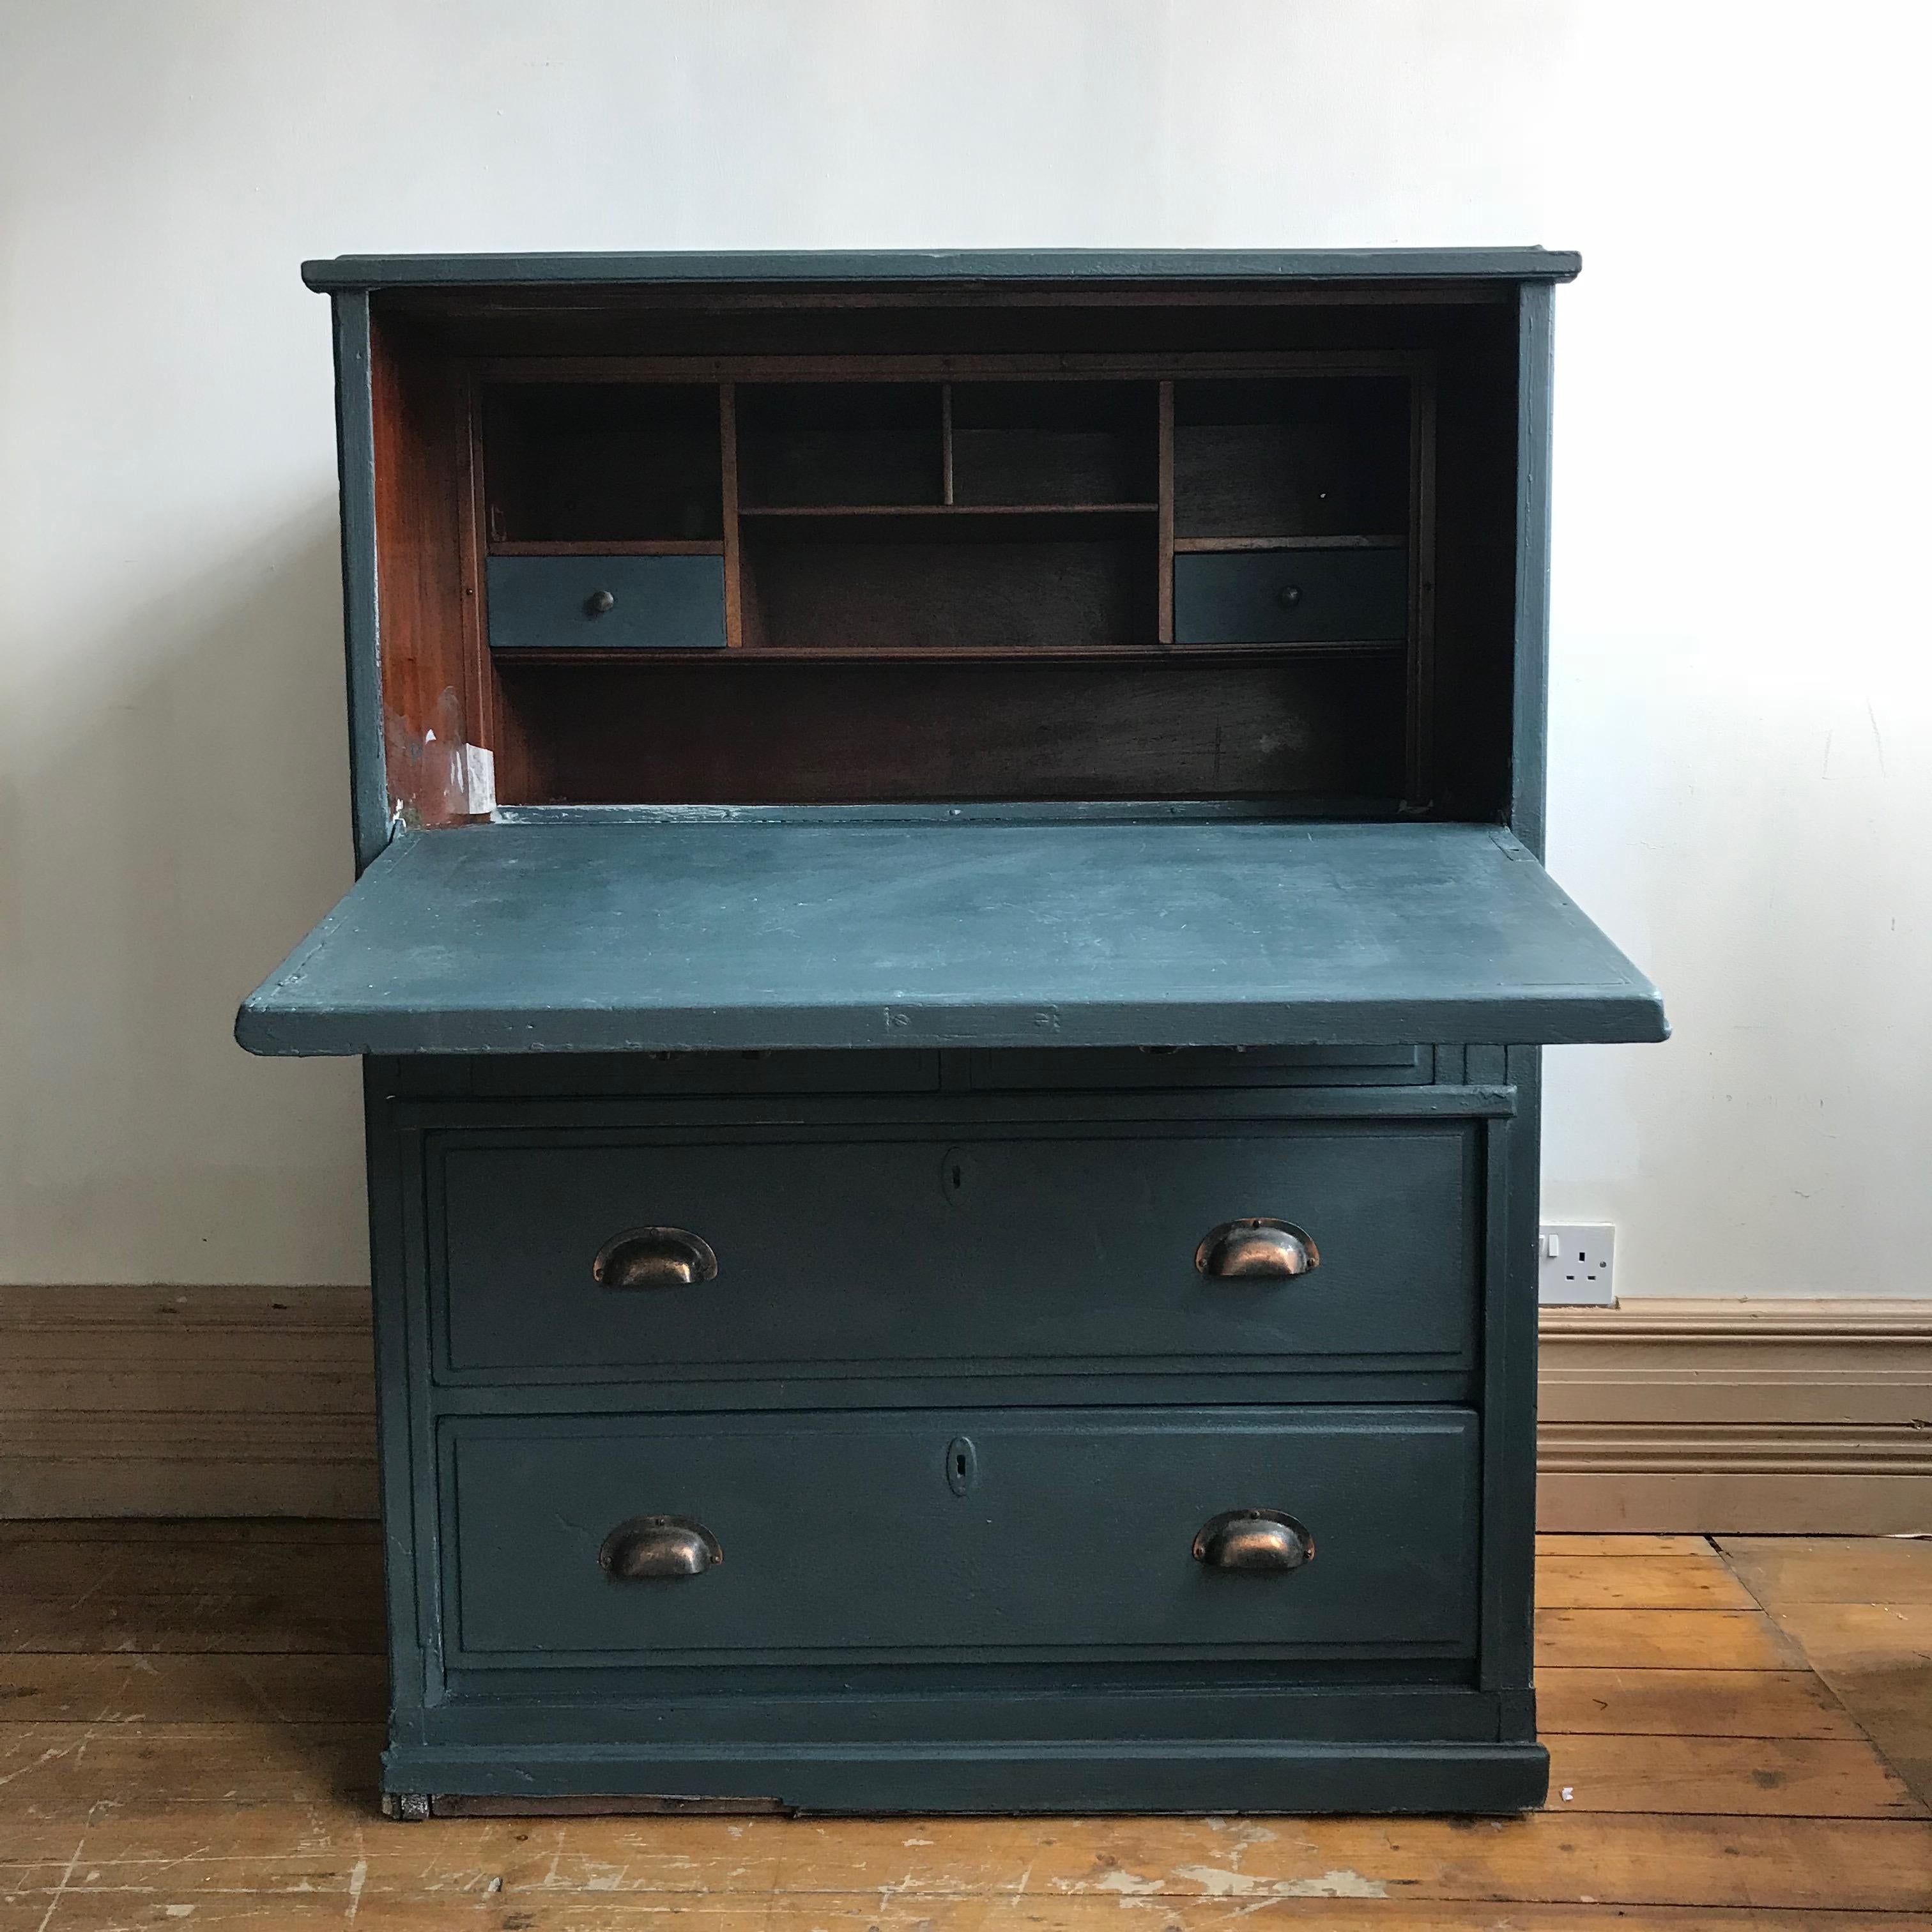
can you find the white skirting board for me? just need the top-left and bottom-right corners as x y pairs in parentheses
(1539, 1300), (1932, 1533)
(1, 1288), (1928, 1531)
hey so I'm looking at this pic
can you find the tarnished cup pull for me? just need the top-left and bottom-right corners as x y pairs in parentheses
(1193, 1508), (1314, 1574)
(1195, 1218), (1319, 1280)
(599, 1515), (721, 1579)
(593, 1226), (717, 1290)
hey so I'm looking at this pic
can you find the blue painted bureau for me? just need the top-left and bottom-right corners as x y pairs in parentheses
(237, 249), (1665, 1817)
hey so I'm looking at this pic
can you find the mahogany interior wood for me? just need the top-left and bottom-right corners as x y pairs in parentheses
(498, 656), (1407, 806)
(739, 381), (944, 508)
(739, 531), (1159, 656)
(368, 337), (490, 827)
(366, 296), (1521, 819)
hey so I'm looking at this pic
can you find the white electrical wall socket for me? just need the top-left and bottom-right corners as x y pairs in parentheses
(1538, 1223), (1616, 1306)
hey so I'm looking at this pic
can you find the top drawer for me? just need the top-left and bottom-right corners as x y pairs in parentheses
(429, 1121), (1478, 1380)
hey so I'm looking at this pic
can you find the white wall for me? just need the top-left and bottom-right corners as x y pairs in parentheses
(0, 1), (1925, 1294)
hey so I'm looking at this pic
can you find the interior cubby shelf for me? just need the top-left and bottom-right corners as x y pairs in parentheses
(490, 539), (726, 556)
(737, 502), (1159, 518)
(433, 354), (1443, 809)
(1169, 533), (1404, 553)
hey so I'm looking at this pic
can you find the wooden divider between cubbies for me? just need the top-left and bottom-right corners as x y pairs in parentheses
(1157, 379), (1175, 645)
(720, 381), (743, 650)
(1407, 369), (1438, 811)
(940, 384), (956, 507)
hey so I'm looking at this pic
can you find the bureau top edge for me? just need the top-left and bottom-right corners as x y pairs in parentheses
(301, 247), (1582, 294)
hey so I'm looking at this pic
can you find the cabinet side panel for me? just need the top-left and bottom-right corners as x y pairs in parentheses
(1478, 1046), (1542, 1729)
(1510, 284), (1554, 857)
(369, 320), (491, 833)
(330, 293), (389, 872)
(363, 1064), (426, 1745)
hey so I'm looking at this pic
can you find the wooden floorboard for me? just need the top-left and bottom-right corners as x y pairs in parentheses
(0, 1527), (1929, 1927)
(1537, 1666), (1865, 1738)
(1719, 1534), (1932, 1606)
(1534, 1534), (1717, 1557)
(1719, 1531), (1932, 1811)
(0, 1901), (1928, 1932)
(3, 1721), (1919, 1832)
(1533, 1552), (1759, 1609)
(0, 1652), (387, 1724)
(3, 1812), (1931, 1912)
(1534, 1606), (1803, 1669)
(0, 1534), (386, 1597)
(1546, 1731), (1925, 1816)
(0, 1517), (381, 1545)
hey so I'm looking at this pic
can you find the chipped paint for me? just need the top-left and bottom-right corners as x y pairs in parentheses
(1093, 1867), (1165, 1907)
(383, 686), (487, 829)
(1173, 1863), (1389, 1900)
(1094, 1870), (1163, 1896)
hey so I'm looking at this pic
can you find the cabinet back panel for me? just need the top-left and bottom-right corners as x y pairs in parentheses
(1174, 377), (1410, 540)
(950, 380), (1159, 505)
(499, 656), (1405, 806)
(483, 384), (723, 543)
(739, 382), (944, 507)
(742, 533), (1158, 653)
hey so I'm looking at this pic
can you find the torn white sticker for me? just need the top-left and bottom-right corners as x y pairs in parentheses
(463, 744), (497, 815)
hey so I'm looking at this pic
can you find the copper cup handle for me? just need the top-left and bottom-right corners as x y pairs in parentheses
(1194, 1218), (1318, 1280)
(593, 1226), (717, 1290)
(599, 1515), (722, 1579)
(1193, 1509), (1314, 1574)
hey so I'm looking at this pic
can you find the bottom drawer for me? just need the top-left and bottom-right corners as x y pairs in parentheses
(445, 1407), (1477, 1666)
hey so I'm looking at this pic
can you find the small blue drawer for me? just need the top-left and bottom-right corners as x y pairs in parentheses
(1174, 547), (1408, 645)
(486, 554), (726, 651)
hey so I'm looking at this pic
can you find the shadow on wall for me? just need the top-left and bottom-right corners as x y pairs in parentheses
(0, 499), (372, 1285)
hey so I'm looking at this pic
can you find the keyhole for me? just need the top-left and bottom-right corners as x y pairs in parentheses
(945, 1435), (977, 1496)
(939, 1147), (975, 1204)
